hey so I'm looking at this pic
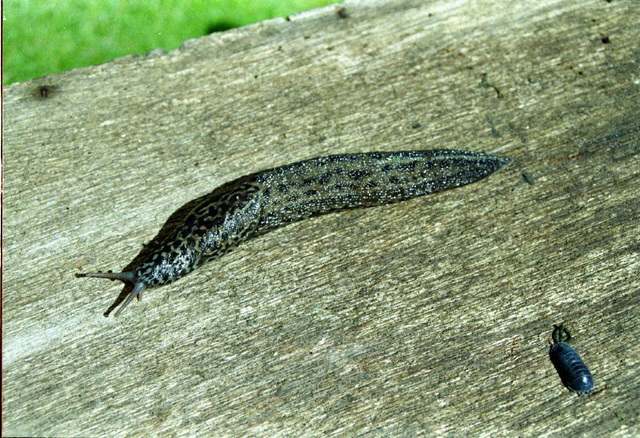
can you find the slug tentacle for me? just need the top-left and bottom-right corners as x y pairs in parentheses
(77, 149), (512, 316)
(75, 271), (136, 282)
(113, 282), (146, 317)
(75, 271), (144, 316)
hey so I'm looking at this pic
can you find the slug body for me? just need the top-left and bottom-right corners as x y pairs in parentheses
(77, 150), (510, 316)
(549, 324), (594, 395)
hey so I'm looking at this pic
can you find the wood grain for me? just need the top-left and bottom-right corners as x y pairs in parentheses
(3, 0), (639, 435)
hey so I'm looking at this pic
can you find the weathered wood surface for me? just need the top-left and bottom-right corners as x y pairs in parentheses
(3, 0), (639, 436)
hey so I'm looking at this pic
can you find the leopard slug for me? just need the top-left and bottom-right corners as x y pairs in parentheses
(77, 149), (511, 316)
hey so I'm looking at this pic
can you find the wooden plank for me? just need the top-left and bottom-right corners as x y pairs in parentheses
(3, 0), (639, 435)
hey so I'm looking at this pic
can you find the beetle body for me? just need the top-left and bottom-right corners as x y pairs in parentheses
(549, 324), (594, 395)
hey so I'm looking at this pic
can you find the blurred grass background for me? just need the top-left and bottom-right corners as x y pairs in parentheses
(3, 0), (342, 85)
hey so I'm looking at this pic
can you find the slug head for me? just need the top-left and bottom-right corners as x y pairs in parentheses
(75, 271), (146, 317)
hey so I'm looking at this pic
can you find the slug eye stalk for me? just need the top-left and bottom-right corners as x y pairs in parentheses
(75, 271), (145, 317)
(75, 271), (135, 282)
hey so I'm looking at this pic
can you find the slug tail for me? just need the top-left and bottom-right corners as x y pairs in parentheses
(257, 150), (513, 228)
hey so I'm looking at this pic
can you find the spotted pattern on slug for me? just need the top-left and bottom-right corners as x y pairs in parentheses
(76, 149), (511, 316)
(134, 180), (263, 287)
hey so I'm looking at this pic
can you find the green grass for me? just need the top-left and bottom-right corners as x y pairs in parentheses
(3, 0), (341, 85)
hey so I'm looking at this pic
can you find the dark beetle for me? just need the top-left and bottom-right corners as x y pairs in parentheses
(549, 324), (594, 395)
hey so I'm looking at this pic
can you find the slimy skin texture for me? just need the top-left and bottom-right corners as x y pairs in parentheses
(76, 150), (511, 316)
